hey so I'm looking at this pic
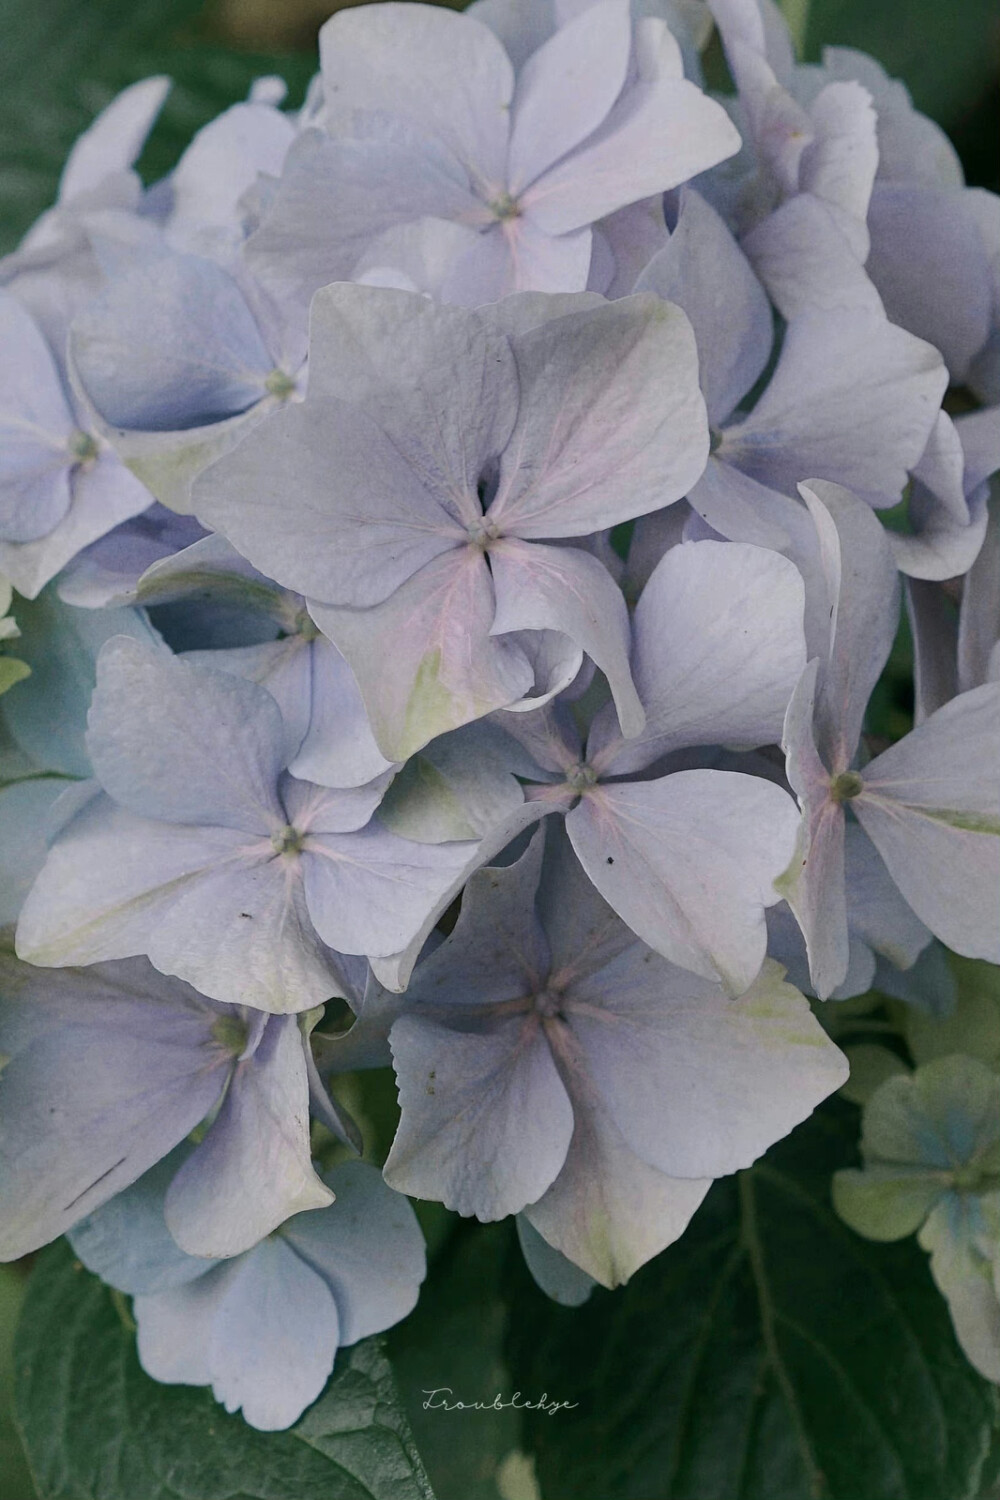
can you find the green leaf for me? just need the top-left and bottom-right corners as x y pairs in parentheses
(0, 0), (313, 252)
(0, 1264), (37, 1500)
(505, 1102), (1000, 1500)
(15, 1239), (437, 1500)
(805, 0), (998, 131)
(904, 957), (1000, 1070)
(388, 1221), (523, 1500)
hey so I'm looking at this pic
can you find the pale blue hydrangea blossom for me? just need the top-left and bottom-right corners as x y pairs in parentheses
(0, 0), (997, 1433)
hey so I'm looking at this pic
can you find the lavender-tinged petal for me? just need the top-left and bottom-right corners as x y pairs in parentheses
(399, 827), (548, 1007)
(0, 292), (75, 543)
(311, 551), (534, 763)
(368, 799), (552, 993)
(146, 850), (345, 1013)
(866, 183), (995, 385)
(844, 822), (931, 974)
(507, 0), (631, 195)
(306, 284), (520, 515)
(516, 1214), (596, 1305)
(775, 658), (850, 1000)
(958, 487), (1000, 694)
(721, 312), (946, 509)
(567, 770), (799, 994)
(524, 60), (741, 235)
(891, 483), (990, 584)
(854, 683), (1000, 963)
(291, 633), (396, 790)
(567, 955), (847, 1177)
(376, 721), (526, 844)
(596, 539), (805, 775)
(244, 127), (480, 316)
(490, 295), (707, 537)
(490, 537), (644, 738)
(0, 988), (226, 1259)
(635, 188), (773, 427)
(686, 456), (800, 550)
(385, 1012), (574, 1220)
(440, 218), (594, 302)
(906, 578), (959, 724)
(301, 822), (479, 960)
(526, 1016), (709, 1287)
(165, 1015), (333, 1258)
(86, 636), (286, 832)
(69, 1148), (215, 1294)
(282, 1160), (426, 1344)
(58, 78), (170, 202)
(799, 479), (901, 770)
(185, 638), (313, 769)
(0, 451), (152, 602)
(742, 193), (885, 322)
(318, 2), (514, 184)
(193, 399), (465, 611)
(71, 253), (276, 431)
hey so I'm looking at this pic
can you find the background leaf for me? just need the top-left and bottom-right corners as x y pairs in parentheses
(804, 0), (999, 147)
(14, 1240), (437, 1500)
(388, 1219), (523, 1500)
(0, 0), (314, 253)
(505, 1102), (1000, 1500)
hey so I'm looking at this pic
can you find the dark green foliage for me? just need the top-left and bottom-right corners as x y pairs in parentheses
(14, 1241), (436, 1500)
(506, 1103), (1000, 1500)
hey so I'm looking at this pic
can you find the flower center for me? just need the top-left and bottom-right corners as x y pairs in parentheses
(210, 1013), (249, 1056)
(467, 516), (501, 549)
(831, 770), (864, 802)
(67, 429), (99, 464)
(271, 824), (304, 855)
(264, 368), (297, 400)
(489, 192), (521, 222)
(565, 762), (598, 793)
(533, 987), (565, 1020)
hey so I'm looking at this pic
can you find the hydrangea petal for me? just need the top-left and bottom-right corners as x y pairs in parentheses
(567, 956), (847, 1177)
(524, 58), (741, 234)
(506, 0), (631, 195)
(193, 397), (466, 610)
(0, 291), (75, 543)
(71, 253), (277, 431)
(0, 959), (228, 1258)
(799, 479), (901, 770)
(165, 1014), (333, 1258)
(86, 636), (286, 832)
(854, 683), (1000, 962)
(319, 2), (514, 184)
(69, 1149), (215, 1294)
(489, 295), (707, 537)
(525, 1017), (709, 1287)
(593, 539), (806, 775)
(515, 1214), (596, 1306)
(291, 633), (396, 790)
(720, 312), (946, 509)
(301, 820), (479, 959)
(385, 1012), (574, 1220)
(282, 1160), (426, 1344)
(490, 537), (644, 738)
(311, 551), (534, 763)
(566, 771), (799, 994)
(306, 284), (520, 520)
(635, 188), (773, 426)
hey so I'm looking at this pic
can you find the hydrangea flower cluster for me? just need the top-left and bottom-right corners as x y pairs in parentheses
(0, 0), (998, 1432)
